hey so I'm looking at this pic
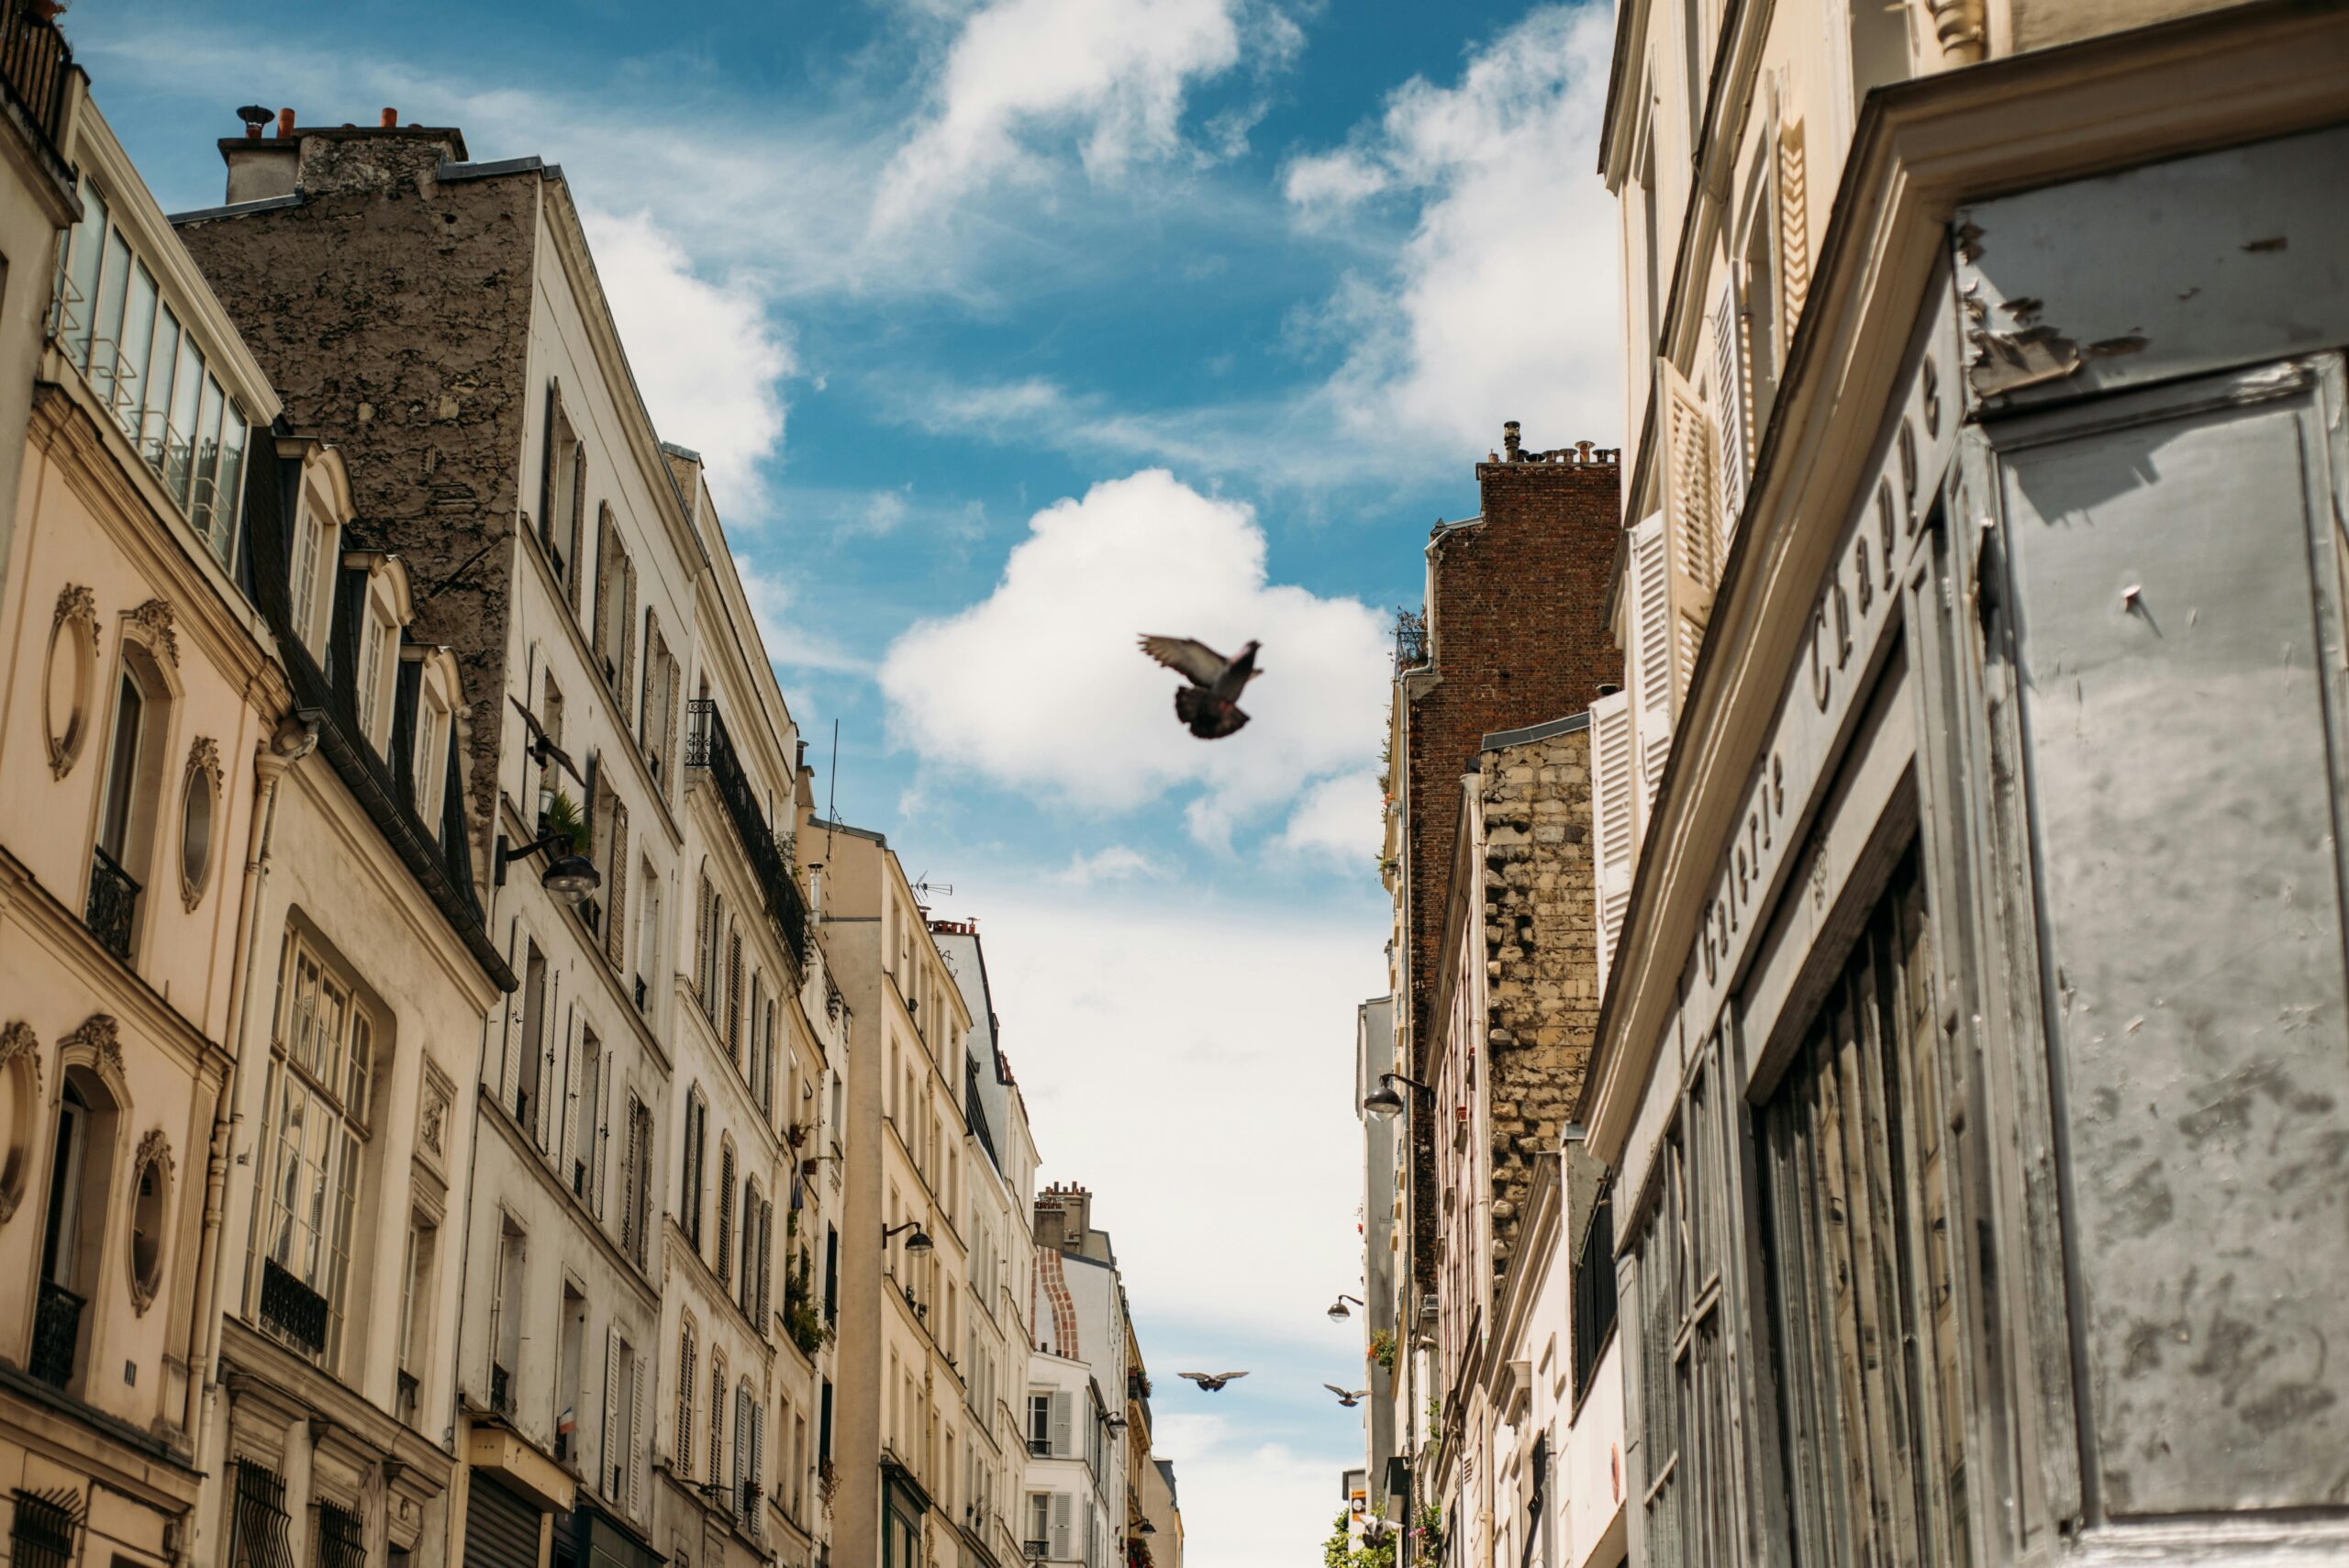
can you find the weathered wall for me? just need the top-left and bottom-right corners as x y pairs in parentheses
(1480, 726), (1596, 1273)
(176, 149), (539, 864)
(1402, 442), (1620, 1284)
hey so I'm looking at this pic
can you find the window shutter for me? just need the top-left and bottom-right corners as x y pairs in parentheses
(639, 614), (658, 751)
(601, 1327), (621, 1498)
(717, 1149), (736, 1283)
(751, 1398), (766, 1530)
(605, 800), (629, 968)
(1711, 276), (1748, 559)
(594, 507), (616, 669)
(593, 1048), (614, 1217)
(727, 931), (744, 1061)
(498, 977), (523, 1115)
(733, 1385), (750, 1519)
(539, 384), (558, 539)
(758, 1200), (774, 1325)
(559, 1035), (581, 1190)
(629, 1346), (646, 1517)
(1050, 1391), (1074, 1458)
(1591, 688), (1638, 987)
(709, 1357), (727, 1489)
(1778, 118), (1810, 336)
(661, 655), (681, 807)
(618, 558), (638, 730)
(537, 980), (560, 1153)
(619, 1098), (643, 1257)
(1051, 1493), (1073, 1559)
(696, 876), (714, 1005)
(569, 455), (588, 614)
(1625, 515), (1675, 805)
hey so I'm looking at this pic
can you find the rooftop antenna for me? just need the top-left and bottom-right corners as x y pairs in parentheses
(822, 718), (840, 873)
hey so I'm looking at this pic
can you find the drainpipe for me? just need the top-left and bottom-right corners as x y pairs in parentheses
(182, 717), (316, 1448)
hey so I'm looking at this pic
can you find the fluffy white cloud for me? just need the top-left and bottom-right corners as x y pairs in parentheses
(1280, 768), (1382, 866)
(1285, 5), (1623, 454)
(877, 470), (1388, 842)
(873, 0), (1244, 231)
(1053, 844), (1167, 884)
(735, 556), (872, 674)
(577, 208), (795, 514)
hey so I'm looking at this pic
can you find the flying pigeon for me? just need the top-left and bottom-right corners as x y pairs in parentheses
(509, 693), (584, 784)
(1324, 1385), (1370, 1408)
(1139, 635), (1263, 740)
(1178, 1371), (1250, 1393)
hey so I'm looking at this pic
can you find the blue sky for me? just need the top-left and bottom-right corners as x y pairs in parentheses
(77, 0), (1622, 1558)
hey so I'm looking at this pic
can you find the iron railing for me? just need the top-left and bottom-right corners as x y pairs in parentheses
(28, 1279), (80, 1388)
(259, 1256), (328, 1356)
(0, 2), (72, 166)
(316, 1501), (365, 1568)
(685, 699), (810, 973)
(84, 844), (138, 961)
(228, 1460), (293, 1568)
(490, 1360), (514, 1416)
(7, 1488), (76, 1568)
(1394, 606), (1430, 670)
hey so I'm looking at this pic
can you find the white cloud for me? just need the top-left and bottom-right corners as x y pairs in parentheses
(877, 470), (1387, 844)
(734, 556), (872, 674)
(1285, 5), (1624, 454)
(1053, 844), (1167, 884)
(1280, 768), (1382, 866)
(873, 0), (1244, 231)
(578, 208), (795, 514)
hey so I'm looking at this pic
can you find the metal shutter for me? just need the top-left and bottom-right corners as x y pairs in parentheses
(462, 1476), (540, 1568)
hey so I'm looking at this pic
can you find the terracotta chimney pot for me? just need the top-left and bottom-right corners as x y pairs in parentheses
(276, 107), (295, 138)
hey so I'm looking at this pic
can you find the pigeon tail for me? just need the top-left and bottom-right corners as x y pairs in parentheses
(1175, 685), (1250, 740)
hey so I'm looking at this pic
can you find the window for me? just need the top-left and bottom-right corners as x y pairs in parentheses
(34, 1072), (115, 1389)
(1571, 1182), (1617, 1404)
(618, 1095), (651, 1268)
(570, 1029), (603, 1208)
(555, 1284), (584, 1462)
(8, 1487), (75, 1568)
(353, 598), (392, 751)
(676, 1320), (698, 1476)
(540, 384), (584, 595)
(488, 1218), (523, 1414)
(180, 745), (218, 906)
(397, 1217), (436, 1385)
(516, 942), (548, 1137)
(633, 858), (660, 1009)
(127, 1139), (168, 1312)
(286, 489), (334, 651)
(592, 505), (636, 714)
(1025, 1493), (1051, 1559)
(413, 684), (450, 828)
(88, 662), (157, 959)
(716, 1142), (737, 1284)
(726, 927), (744, 1062)
(255, 937), (375, 1365)
(681, 1089), (707, 1251)
(315, 1500), (363, 1568)
(224, 1460), (292, 1568)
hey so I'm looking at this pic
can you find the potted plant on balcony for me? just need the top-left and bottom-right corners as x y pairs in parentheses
(1369, 1328), (1397, 1372)
(538, 787), (587, 854)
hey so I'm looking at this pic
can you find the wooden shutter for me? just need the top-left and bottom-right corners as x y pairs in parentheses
(677, 1324), (696, 1476)
(559, 1033), (581, 1190)
(629, 1347), (646, 1516)
(758, 1199), (774, 1324)
(594, 507), (616, 669)
(601, 1327), (622, 1499)
(1711, 276), (1748, 559)
(1591, 689), (1638, 987)
(1051, 1494), (1073, 1559)
(536, 980), (560, 1152)
(1050, 1391), (1074, 1458)
(619, 1096), (643, 1257)
(539, 384), (558, 542)
(618, 559), (638, 730)
(592, 1049), (614, 1216)
(717, 1148), (736, 1283)
(497, 962), (523, 1114)
(727, 930), (744, 1061)
(1625, 515), (1675, 806)
(1778, 118), (1810, 337)
(569, 454), (588, 614)
(709, 1355), (726, 1490)
(696, 875), (714, 1004)
(605, 800), (629, 968)
(750, 1397), (766, 1529)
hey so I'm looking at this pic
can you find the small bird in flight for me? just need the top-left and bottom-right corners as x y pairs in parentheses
(509, 693), (584, 784)
(1178, 1371), (1250, 1393)
(1324, 1384), (1370, 1408)
(1139, 635), (1263, 740)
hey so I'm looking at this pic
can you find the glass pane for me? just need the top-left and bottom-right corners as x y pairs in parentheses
(139, 305), (179, 472)
(89, 229), (130, 409)
(213, 408), (248, 569)
(347, 1015), (373, 1123)
(115, 263), (157, 439)
(60, 188), (106, 368)
(191, 374), (224, 544)
(165, 335), (203, 506)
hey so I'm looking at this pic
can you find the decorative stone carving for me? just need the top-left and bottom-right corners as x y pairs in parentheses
(128, 1128), (173, 1315)
(60, 1013), (124, 1082)
(181, 737), (224, 911)
(134, 1126), (174, 1184)
(0, 1021), (40, 1223)
(45, 584), (98, 780)
(128, 597), (179, 667)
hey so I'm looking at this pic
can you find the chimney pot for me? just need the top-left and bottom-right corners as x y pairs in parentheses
(1502, 421), (1523, 461)
(244, 122), (262, 139)
(275, 107), (294, 138)
(380, 106), (397, 128)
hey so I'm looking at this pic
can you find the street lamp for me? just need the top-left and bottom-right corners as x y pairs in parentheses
(495, 830), (601, 905)
(883, 1219), (934, 1253)
(1363, 1072), (1431, 1121)
(1327, 1294), (1364, 1322)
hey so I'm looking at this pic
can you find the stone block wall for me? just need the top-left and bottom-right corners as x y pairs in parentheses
(1480, 724), (1597, 1274)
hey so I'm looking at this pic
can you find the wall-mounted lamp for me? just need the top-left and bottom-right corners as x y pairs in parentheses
(883, 1219), (934, 1253)
(1363, 1072), (1431, 1121)
(1327, 1294), (1365, 1322)
(495, 830), (601, 905)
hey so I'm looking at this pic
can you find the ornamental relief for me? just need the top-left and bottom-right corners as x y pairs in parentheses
(44, 584), (99, 780)
(59, 1012), (124, 1084)
(0, 1021), (39, 1224)
(128, 596), (179, 667)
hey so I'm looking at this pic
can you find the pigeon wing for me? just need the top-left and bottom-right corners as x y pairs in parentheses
(1324, 1384), (1350, 1396)
(1218, 1372), (1250, 1383)
(1140, 635), (1228, 686)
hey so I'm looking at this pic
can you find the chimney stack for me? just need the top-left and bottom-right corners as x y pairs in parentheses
(1502, 420), (1523, 462)
(380, 106), (397, 128)
(276, 106), (294, 138)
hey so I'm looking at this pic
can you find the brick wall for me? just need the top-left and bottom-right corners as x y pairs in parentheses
(1398, 440), (1620, 1288)
(1480, 725), (1596, 1275)
(177, 142), (540, 866)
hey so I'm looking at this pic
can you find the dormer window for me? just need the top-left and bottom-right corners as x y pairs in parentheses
(410, 647), (461, 832)
(286, 484), (338, 653)
(353, 597), (392, 751)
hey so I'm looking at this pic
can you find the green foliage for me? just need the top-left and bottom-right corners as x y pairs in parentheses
(1368, 1328), (1397, 1372)
(539, 787), (587, 854)
(783, 1246), (831, 1355)
(1323, 1510), (1397, 1568)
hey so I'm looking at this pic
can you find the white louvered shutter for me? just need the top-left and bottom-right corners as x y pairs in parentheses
(497, 973), (523, 1115)
(1590, 689), (1638, 987)
(605, 800), (629, 968)
(593, 1051), (614, 1217)
(1711, 275), (1748, 560)
(677, 1327), (696, 1476)
(1050, 1391), (1074, 1458)
(536, 980), (560, 1153)
(733, 1385), (751, 1520)
(1626, 515), (1675, 806)
(558, 1034), (581, 1189)
(751, 1398), (766, 1533)
(709, 1360), (726, 1488)
(618, 1100), (642, 1257)
(629, 1348), (646, 1517)
(757, 1200), (774, 1325)
(1778, 119), (1811, 336)
(1051, 1493), (1074, 1560)
(602, 1327), (622, 1499)
(717, 1150), (736, 1283)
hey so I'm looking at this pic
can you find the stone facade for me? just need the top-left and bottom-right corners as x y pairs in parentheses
(1476, 724), (1595, 1273)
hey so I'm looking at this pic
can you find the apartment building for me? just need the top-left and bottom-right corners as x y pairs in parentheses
(1026, 1186), (1126, 1568)
(809, 818), (976, 1568)
(1584, 1), (2349, 1565)
(932, 918), (1042, 1568)
(178, 114), (707, 1566)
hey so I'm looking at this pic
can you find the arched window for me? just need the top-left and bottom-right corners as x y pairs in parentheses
(33, 1068), (118, 1391)
(88, 647), (169, 961)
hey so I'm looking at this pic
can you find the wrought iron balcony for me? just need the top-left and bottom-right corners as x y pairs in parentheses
(685, 699), (810, 974)
(259, 1256), (328, 1356)
(489, 1360), (514, 1417)
(84, 845), (139, 961)
(0, 2), (72, 166)
(28, 1279), (81, 1388)
(1394, 606), (1430, 670)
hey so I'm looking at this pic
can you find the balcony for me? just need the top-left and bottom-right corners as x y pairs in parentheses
(259, 1257), (328, 1357)
(0, 2), (72, 166)
(685, 700), (810, 973)
(84, 845), (138, 961)
(28, 1279), (81, 1388)
(1394, 606), (1430, 670)
(489, 1361), (514, 1417)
